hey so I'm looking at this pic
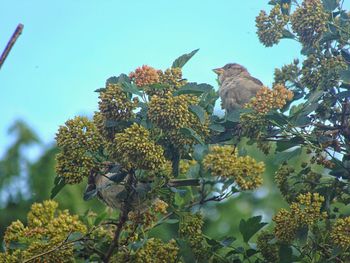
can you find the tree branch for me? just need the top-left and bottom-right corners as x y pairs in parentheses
(103, 174), (135, 262)
(0, 23), (23, 70)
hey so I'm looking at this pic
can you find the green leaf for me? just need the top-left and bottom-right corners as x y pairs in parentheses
(170, 187), (187, 197)
(341, 49), (350, 63)
(67, 232), (83, 241)
(50, 176), (66, 199)
(174, 82), (213, 95)
(193, 144), (209, 162)
(163, 219), (179, 224)
(226, 108), (252, 123)
(106, 74), (131, 85)
(278, 244), (293, 263)
(323, 0), (339, 11)
(179, 127), (204, 145)
(246, 248), (258, 257)
(209, 123), (225, 132)
(94, 211), (108, 225)
(266, 112), (288, 126)
(121, 82), (143, 96)
(273, 147), (302, 165)
(276, 137), (304, 152)
(94, 87), (106, 93)
(220, 236), (236, 247)
(172, 49), (199, 68)
(9, 241), (28, 250)
(189, 105), (206, 124)
(340, 68), (350, 83)
(281, 29), (295, 39)
(239, 216), (267, 243)
(336, 91), (350, 99)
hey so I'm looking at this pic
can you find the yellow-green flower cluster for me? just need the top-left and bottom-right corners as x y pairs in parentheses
(114, 123), (166, 170)
(256, 4), (289, 47)
(134, 238), (179, 263)
(273, 59), (300, 86)
(158, 67), (187, 88)
(203, 145), (264, 190)
(290, 0), (328, 47)
(179, 159), (197, 175)
(331, 216), (350, 249)
(148, 92), (209, 152)
(257, 231), (279, 262)
(275, 164), (295, 203)
(98, 83), (137, 127)
(240, 112), (269, 140)
(301, 54), (347, 90)
(153, 199), (169, 214)
(55, 116), (103, 184)
(148, 92), (199, 130)
(179, 213), (209, 260)
(129, 65), (160, 87)
(2, 200), (87, 262)
(247, 84), (294, 114)
(273, 192), (326, 242)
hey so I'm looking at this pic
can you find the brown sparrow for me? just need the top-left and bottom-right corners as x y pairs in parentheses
(213, 63), (263, 112)
(84, 164), (199, 210)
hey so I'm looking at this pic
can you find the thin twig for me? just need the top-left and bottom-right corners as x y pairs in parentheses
(0, 23), (23, 70)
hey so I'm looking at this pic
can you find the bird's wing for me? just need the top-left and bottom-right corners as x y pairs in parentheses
(249, 76), (264, 86)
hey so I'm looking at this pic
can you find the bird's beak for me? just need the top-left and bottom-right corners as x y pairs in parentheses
(213, 68), (224, 75)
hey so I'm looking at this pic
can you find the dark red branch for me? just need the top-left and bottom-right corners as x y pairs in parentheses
(0, 23), (24, 70)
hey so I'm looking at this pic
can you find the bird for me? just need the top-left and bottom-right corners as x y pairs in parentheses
(213, 63), (263, 112)
(83, 163), (199, 210)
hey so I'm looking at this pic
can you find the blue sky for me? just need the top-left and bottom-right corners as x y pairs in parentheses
(0, 0), (304, 154)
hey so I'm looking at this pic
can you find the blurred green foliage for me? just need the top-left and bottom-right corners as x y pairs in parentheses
(0, 120), (104, 247)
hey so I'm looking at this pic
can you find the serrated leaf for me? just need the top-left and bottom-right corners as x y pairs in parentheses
(172, 49), (199, 68)
(179, 127), (204, 145)
(189, 105), (206, 124)
(106, 74), (131, 85)
(239, 216), (267, 243)
(273, 147), (302, 165)
(50, 176), (66, 199)
(174, 82), (213, 95)
(121, 82), (143, 96)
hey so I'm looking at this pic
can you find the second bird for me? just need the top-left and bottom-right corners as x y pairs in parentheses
(213, 63), (263, 112)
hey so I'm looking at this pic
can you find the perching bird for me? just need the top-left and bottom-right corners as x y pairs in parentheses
(84, 164), (199, 210)
(213, 63), (263, 112)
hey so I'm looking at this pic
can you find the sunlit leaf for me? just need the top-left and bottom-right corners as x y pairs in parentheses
(172, 49), (199, 68)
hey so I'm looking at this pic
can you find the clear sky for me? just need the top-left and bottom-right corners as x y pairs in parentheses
(1, 0), (304, 154)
